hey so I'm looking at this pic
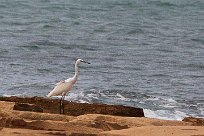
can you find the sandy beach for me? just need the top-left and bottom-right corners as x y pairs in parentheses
(0, 96), (203, 136)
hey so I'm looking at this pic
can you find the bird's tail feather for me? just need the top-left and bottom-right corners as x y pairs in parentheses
(47, 91), (52, 98)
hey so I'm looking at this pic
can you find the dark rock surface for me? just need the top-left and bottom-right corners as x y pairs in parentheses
(183, 117), (204, 126)
(0, 96), (144, 117)
(13, 102), (43, 112)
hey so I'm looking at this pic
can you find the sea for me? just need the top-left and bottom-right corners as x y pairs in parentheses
(0, 0), (204, 120)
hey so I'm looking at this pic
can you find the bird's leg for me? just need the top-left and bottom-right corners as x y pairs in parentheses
(60, 95), (63, 114)
(62, 95), (66, 114)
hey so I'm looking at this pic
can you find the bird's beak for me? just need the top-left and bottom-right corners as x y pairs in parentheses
(83, 61), (91, 64)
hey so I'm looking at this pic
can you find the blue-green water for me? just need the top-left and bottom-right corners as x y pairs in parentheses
(0, 0), (204, 120)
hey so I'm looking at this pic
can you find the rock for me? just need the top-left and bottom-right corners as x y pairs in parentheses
(62, 102), (144, 117)
(11, 118), (27, 127)
(0, 96), (144, 117)
(67, 132), (97, 136)
(13, 110), (74, 122)
(0, 128), (67, 136)
(182, 117), (204, 126)
(13, 103), (43, 112)
(89, 120), (128, 131)
(0, 117), (27, 128)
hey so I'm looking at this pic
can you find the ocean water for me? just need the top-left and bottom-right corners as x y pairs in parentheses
(0, 0), (204, 120)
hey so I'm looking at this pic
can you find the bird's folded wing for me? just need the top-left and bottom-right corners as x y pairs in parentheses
(55, 80), (65, 86)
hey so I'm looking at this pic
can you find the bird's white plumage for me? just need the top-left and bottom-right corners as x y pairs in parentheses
(47, 59), (90, 98)
(47, 78), (75, 97)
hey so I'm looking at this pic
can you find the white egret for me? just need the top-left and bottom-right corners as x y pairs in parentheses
(47, 59), (90, 114)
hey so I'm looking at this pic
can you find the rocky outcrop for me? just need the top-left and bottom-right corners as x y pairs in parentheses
(13, 103), (43, 112)
(183, 117), (204, 126)
(0, 96), (144, 117)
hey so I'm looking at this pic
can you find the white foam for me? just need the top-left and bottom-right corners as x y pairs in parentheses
(174, 110), (188, 120)
(146, 97), (160, 101)
(77, 99), (89, 103)
(162, 105), (178, 108)
(116, 93), (128, 101)
(144, 109), (187, 121)
(3, 92), (27, 97)
(166, 98), (177, 103)
(201, 108), (204, 115)
(65, 91), (86, 102)
(86, 93), (99, 100)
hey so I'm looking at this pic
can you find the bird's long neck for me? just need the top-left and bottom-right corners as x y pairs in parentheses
(73, 62), (78, 80)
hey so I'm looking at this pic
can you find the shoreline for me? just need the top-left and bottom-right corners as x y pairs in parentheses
(0, 96), (203, 136)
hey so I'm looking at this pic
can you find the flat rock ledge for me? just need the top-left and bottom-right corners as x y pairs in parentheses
(0, 96), (204, 136)
(0, 96), (144, 117)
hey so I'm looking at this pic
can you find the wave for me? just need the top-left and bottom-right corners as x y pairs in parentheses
(26, 40), (99, 51)
(148, 0), (177, 7)
(2, 89), (203, 120)
(61, 90), (189, 120)
(144, 109), (187, 120)
(19, 45), (40, 50)
(191, 38), (204, 46)
(0, 49), (9, 57)
(147, 0), (204, 8)
(3, 92), (28, 97)
(183, 63), (204, 70)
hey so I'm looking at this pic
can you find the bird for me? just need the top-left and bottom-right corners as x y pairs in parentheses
(47, 59), (90, 114)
